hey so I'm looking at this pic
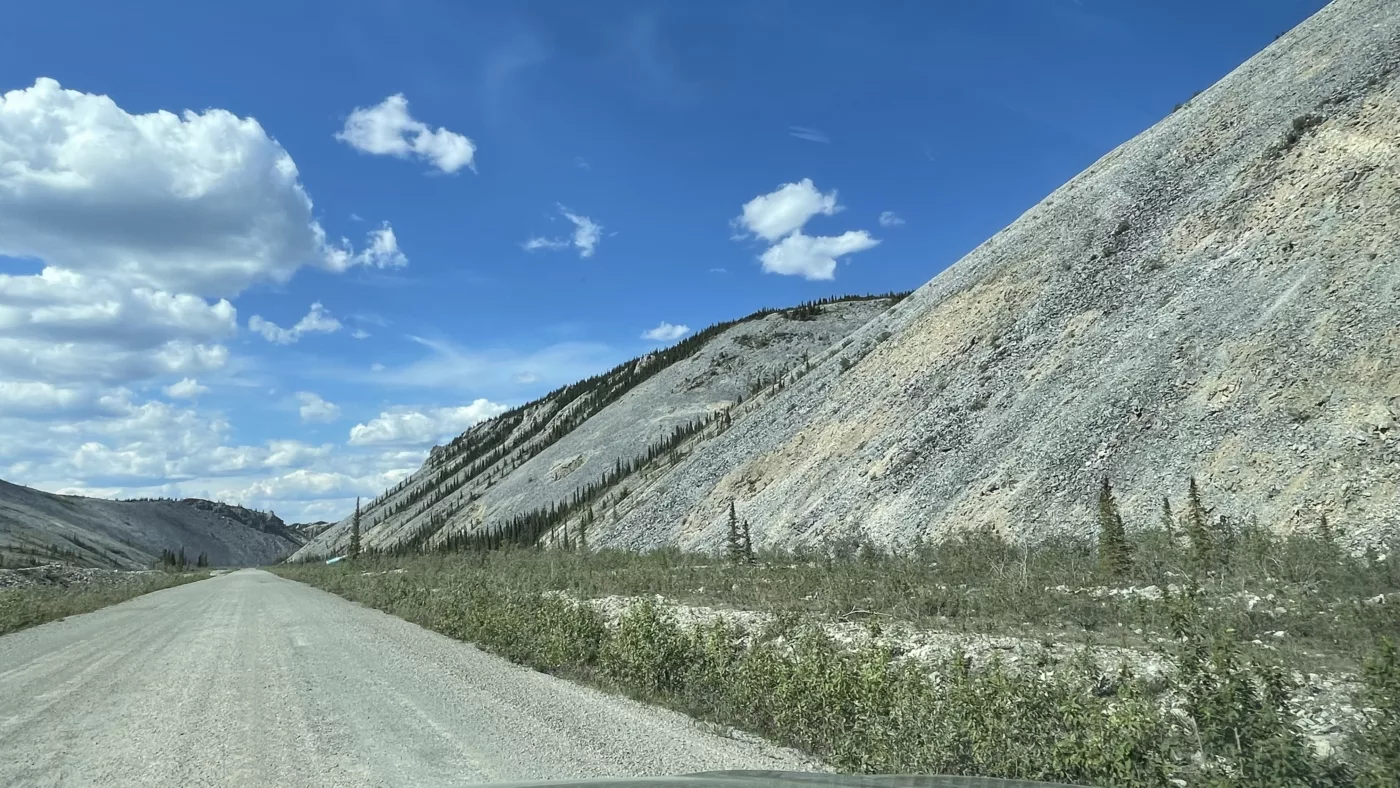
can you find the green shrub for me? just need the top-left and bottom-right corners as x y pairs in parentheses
(271, 524), (1400, 787)
(0, 572), (206, 635)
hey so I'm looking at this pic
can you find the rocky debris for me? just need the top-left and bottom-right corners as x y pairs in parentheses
(0, 563), (163, 590)
(175, 499), (293, 538)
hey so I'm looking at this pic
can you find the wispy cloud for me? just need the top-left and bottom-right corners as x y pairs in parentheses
(325, 335), (624, 394)
(522, 237), (569, 252)
(522, 204), (604, 258)
(574, 156), (591, 171)
(248, 303), (343, 345)
(878, 211), (906, 227)
(788, 125), (831, 144)
(619, 9), (700, 107)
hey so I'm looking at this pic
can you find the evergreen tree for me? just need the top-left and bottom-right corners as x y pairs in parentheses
(177, 546), (187, 569)
(740, 519), (755, 564)
(1160, 496), (1176, 541)
(726, 501), (744, 564)
(578, 507), (591, 551)
(1185, 477), (1213, 574)
(1096, 477), (1132, 580)
(349, 497), (363, 560)
(1318, 512), (1335, 545)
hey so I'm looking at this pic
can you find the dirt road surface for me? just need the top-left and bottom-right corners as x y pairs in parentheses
(0, 569), (811, 787)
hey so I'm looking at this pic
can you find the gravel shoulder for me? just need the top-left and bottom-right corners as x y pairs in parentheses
(0, 569), (813, 788)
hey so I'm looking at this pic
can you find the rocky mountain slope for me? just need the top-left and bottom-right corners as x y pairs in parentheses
(289, 296), (902, 560)
(295, 0), (1399, 561)
(0, 479), (302, 569)
(595, 0), (1400, 553)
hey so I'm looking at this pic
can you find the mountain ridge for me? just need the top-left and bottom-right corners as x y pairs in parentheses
(289, 294), (906, 560)
(0, 479), (302, 568)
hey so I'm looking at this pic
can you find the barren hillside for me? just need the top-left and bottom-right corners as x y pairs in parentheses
(597, 0), (1400, 553)
(290, 296), (900, 560)
(0, 479), (302, 569)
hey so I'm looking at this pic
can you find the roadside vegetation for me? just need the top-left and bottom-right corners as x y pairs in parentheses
(0, 568), (208, 636)
(273, 479), (1398, 788)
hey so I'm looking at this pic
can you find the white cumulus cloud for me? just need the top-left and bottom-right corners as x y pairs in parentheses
(0, 78), (404, 399)
(296, 391), (340, 423)
(758, 230), (880, 280)
(2, 78), (332, 297)
(732, 178), (879, 280)
(163, 378), (209, 399)
(335, 94), (476, 174)
(348, 400), (508, 447)
(641, 322), (690, 342)
(733, 178), (841, 242)
(878, 211), (905, 227)
(248, 303), (342, 345)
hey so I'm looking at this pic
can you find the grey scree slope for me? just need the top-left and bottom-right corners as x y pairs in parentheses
(289, 300), (893, 560)
(595, 0), (1400, 553)
(0, 570), (814, 787)
(0, 478), (300, 568)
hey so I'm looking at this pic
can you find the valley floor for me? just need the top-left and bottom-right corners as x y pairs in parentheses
(272, 531), (1400, 787)
(0, 569), (811, 788)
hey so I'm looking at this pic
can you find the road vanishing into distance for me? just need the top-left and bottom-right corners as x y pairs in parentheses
(0, 569), (812, 787)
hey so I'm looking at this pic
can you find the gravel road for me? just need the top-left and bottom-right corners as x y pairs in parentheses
(0, 569), (814, 787)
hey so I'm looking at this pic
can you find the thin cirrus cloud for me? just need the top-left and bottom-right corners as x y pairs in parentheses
(335, 93), (477, 174)
(788, 125), (830, 144)
(248, 303), (342, 345)
(522, 205), (603, 258)
(641, 322), (690, 342)
(731, 179), (879, 280)
(878, 211), (906, 227)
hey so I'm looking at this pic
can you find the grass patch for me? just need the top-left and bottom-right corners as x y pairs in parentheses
(272, 523), (1399, 787)
(0, 570), (208, 636)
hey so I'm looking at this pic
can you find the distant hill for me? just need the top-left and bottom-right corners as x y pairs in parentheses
(0, 479), (301, 569)
(287, 521), (334, 542)
(289, 295), (904, 560)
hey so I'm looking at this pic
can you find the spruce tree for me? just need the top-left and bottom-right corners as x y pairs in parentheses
(726, 501), (743, 564)
(1096, 477), (1132, 580)
(1185, 477), (1213, 574)
(1160, 496), (1176, 541)
(1318, 512), (1335, 546)
(349, 497), (363, 560)
(740, 519), (755, 564)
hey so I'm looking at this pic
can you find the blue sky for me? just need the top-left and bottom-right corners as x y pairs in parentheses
(0, 0), (1327, 521)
